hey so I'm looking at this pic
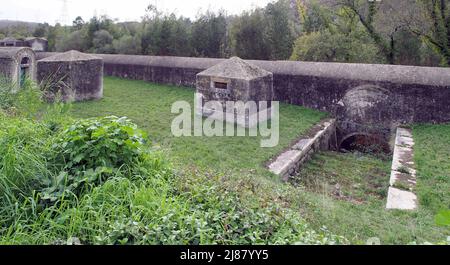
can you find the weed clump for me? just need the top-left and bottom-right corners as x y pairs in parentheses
(41, 116), (148, 203)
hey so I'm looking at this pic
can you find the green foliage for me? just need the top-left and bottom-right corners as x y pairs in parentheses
(68, 77), (447, 244)
(0, 77), (447, 245)
(0, 77), (43, 117)
(291, 3), (385, 63)
(3, 0), (443, 65)
(435, 210), (450, 227)
(0, 114), (56, 207)
(43, 116), (147, 202)
(113, 35), (142, 55)
(230, 10), (271, 60)
(417, 0), (450, 66)
(55, 30), (90, 52)
(291, 150), (449, 244)
(92, 29), (114, 54)
(72, 16), (85, 31)
(191, 11), (228, 58)
(0, 78), (342, 245)
(142, 14), (193, 56)
(413, 124), (450, 213)
(290, 29), (382, 63)
(291, 152), (391, 202)
(265, 0), (295, 60)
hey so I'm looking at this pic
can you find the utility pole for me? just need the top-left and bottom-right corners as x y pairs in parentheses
(57, 0), (70, 26)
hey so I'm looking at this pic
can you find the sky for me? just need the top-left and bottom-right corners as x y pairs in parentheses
(0, 0), (274, 25)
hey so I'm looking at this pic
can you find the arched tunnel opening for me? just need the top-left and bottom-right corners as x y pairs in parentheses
(339, 133), (391, 155)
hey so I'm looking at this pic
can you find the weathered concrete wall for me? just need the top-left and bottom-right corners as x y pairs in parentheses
(36, 53), (450, 140)
(0, 58), (14, 79)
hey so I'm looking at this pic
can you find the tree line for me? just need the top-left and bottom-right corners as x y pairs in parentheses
(1, 0), (449, 67)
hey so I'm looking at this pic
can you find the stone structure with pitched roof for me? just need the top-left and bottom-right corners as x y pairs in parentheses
(0, 37), (48, 51)
(196, 57), (274, 127)
(37, 50), (103, 102)
(24, 37), (48, 52)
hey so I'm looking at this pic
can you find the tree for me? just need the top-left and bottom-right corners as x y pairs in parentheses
(87, 15), (118, 49)
(265, 0), (295, 59)
(33, 23), (49, 37)
(72, 16), (85, 31)
(191, 11), (228, 58)
(167, 17), (193, 56)
(336, 0), (397, 64)
(92, 30), (114, 54)
(113, 35), (141, 54)
(297, 0), (334, 33)
(55, 30), (89, 52)
(48, 23), (65, 51)
(230, 10), (271, 60)
(405, 0), (450, 66)
(290, 28), (382, 63)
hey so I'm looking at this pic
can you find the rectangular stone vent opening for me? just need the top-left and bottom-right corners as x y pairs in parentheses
(214, 82), (228, 90)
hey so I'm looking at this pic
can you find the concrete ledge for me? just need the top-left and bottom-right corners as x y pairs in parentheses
(386, 127), (418, 210)
(268, 118), (336, 180)
(386, 187), (418, 210)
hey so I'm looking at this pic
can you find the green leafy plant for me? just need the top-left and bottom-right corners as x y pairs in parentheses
(42, 116), (148, 202)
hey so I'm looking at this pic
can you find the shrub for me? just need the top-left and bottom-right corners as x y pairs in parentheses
(40, 116), (147, 203)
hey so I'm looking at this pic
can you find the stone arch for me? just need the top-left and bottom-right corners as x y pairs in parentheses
(337, 84), (392, 124)
(336, 84), (394, 152)
(339, 132), (391, 154)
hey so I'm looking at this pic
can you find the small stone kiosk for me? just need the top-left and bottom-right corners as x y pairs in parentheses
(196, 57), (274, 128)
(0, 47), (36, 88)
(25, 37), (48, 52)
(37, 50), (103, 102)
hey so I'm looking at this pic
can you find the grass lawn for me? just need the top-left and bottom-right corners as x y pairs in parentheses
(70, 77), (326, 176)
(291, 152), (391, 204)
(69, 76), (449, 244)
(289, 151), (449, 244)
(413, 124), (450, 213)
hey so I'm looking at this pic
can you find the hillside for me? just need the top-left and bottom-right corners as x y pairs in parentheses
(0, 19), (39, 30)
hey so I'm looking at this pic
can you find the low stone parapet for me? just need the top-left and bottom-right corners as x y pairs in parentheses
(268, 118), (336, 180)
(386, 127), (418, 210)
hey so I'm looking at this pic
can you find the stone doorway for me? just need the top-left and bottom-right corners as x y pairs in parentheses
(19, 56), (31, 87)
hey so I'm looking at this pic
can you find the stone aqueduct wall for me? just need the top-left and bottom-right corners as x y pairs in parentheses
(36, 52), (450, 143)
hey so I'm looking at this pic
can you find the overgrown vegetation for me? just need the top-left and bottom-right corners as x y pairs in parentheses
(290, 151), (449, 244)
(1, 77), (448, 245)
(0, 79), (343, 245)
(290, 152), (391, 203)
(67, 77), (449, 244)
